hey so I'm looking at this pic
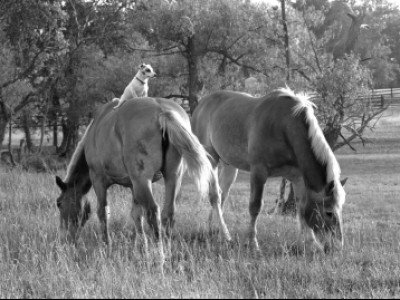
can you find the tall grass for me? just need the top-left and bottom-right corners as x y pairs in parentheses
(1, 167), (400, 298)
(1, 108), (400, 298)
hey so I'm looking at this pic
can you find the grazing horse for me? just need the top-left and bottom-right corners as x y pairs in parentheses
(55, 98), (231, 263)
(191, 88), (347, 252)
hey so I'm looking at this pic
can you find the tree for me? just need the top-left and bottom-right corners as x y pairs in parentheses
(128, 0), (274, 113)
(0, 0), (68, 146)
(52, 0), (130, 155)
(361, 0), (400, 88)
(271, 0), (389, 215)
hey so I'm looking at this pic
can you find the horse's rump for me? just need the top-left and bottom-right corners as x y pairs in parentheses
(84, 99), (179, 183)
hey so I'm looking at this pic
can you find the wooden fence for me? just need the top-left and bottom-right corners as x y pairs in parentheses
(367, 88), (400, 107)
(308, 88), (400, 108)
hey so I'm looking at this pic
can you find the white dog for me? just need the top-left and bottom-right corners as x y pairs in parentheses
(113, 63), (157, 109)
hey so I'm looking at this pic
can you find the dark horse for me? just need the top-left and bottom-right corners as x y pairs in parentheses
(191, 88), (347, 252)
(55, 98), (231, 263)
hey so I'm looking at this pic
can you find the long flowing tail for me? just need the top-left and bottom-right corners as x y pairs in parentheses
(158, 110), (213, 197)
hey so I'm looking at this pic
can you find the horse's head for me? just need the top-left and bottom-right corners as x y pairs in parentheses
(305, 178), (348, 253)
(139, 63), (157, 79)
(55, 176), (91, 241)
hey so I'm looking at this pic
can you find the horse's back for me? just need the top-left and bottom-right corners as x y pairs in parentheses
(92, 97), (188, 134)
(192, 91), (258, 140)
(194, 91), (257, 119)
(192, 89), (306, 172)
(194, 89), (304, 137)
(192, 91), (262, 169)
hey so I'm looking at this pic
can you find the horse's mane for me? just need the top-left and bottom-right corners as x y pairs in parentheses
(279, 87), (345, 206)
(64, 120), (93, 183)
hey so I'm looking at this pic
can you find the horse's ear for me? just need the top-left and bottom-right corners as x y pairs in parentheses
(56, 176), (67, 191)
(325, 180), (335, 195)
(341, 177), (348, 187)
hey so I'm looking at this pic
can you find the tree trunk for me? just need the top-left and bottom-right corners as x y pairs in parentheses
(59, 120), (68, 154)
(18, 139), (26, 162)
(21, 109), (33, 152)
(50, 82), (60, 150)
(8, 116), (16, 166)
(38, 116), (45, 154)
(280, 0), (291, 82)
(323, 123), (341, 148)
(269, 178), (297, 216)
(53, 121), (58, 149)
(187, 37), (203, 115)
(59, 118), (79, 157)
(0, 99), (11, 147)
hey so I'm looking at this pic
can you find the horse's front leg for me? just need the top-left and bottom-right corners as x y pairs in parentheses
(91, 175), (111, 250)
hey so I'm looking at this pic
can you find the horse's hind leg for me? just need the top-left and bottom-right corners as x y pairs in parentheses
(131, 196), (148, 254)
(132, 179), (165, 264)
(161, 147), (184, 236)
(219, 163), (238, 207)
(209, 163), (237, 231)
(208, 167), (232, 242)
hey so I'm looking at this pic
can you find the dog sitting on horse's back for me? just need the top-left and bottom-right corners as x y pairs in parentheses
(113, 63), (157, 109)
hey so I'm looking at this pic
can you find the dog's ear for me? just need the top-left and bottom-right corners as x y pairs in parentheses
(139, 63), (146, 69)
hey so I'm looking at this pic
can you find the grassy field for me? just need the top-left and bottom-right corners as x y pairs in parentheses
(1, 108), (400, 298)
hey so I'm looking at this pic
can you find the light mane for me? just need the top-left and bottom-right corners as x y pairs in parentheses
(279, 87), (345, 206)
(64, 120), (93, 183)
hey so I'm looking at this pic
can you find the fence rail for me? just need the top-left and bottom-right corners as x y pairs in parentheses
(309, 87), (400, 108)
(367, 88), (400, 107)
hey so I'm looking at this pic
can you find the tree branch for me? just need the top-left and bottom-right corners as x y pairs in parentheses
(208, 48), (270, 77)
(333, 106), (388, 151)
(13, 92), (38, 113)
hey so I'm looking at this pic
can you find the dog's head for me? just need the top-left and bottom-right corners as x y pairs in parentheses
(139, 63), (157, 79)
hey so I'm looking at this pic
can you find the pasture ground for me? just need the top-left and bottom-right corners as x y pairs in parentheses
(0, 107), (400, 298)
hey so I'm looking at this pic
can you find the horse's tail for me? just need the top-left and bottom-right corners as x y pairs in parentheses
(158, 110), (213, 197)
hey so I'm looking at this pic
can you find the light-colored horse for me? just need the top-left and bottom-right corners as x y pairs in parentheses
(55, 98), (231, 265)
(191, 88), (347, 252)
